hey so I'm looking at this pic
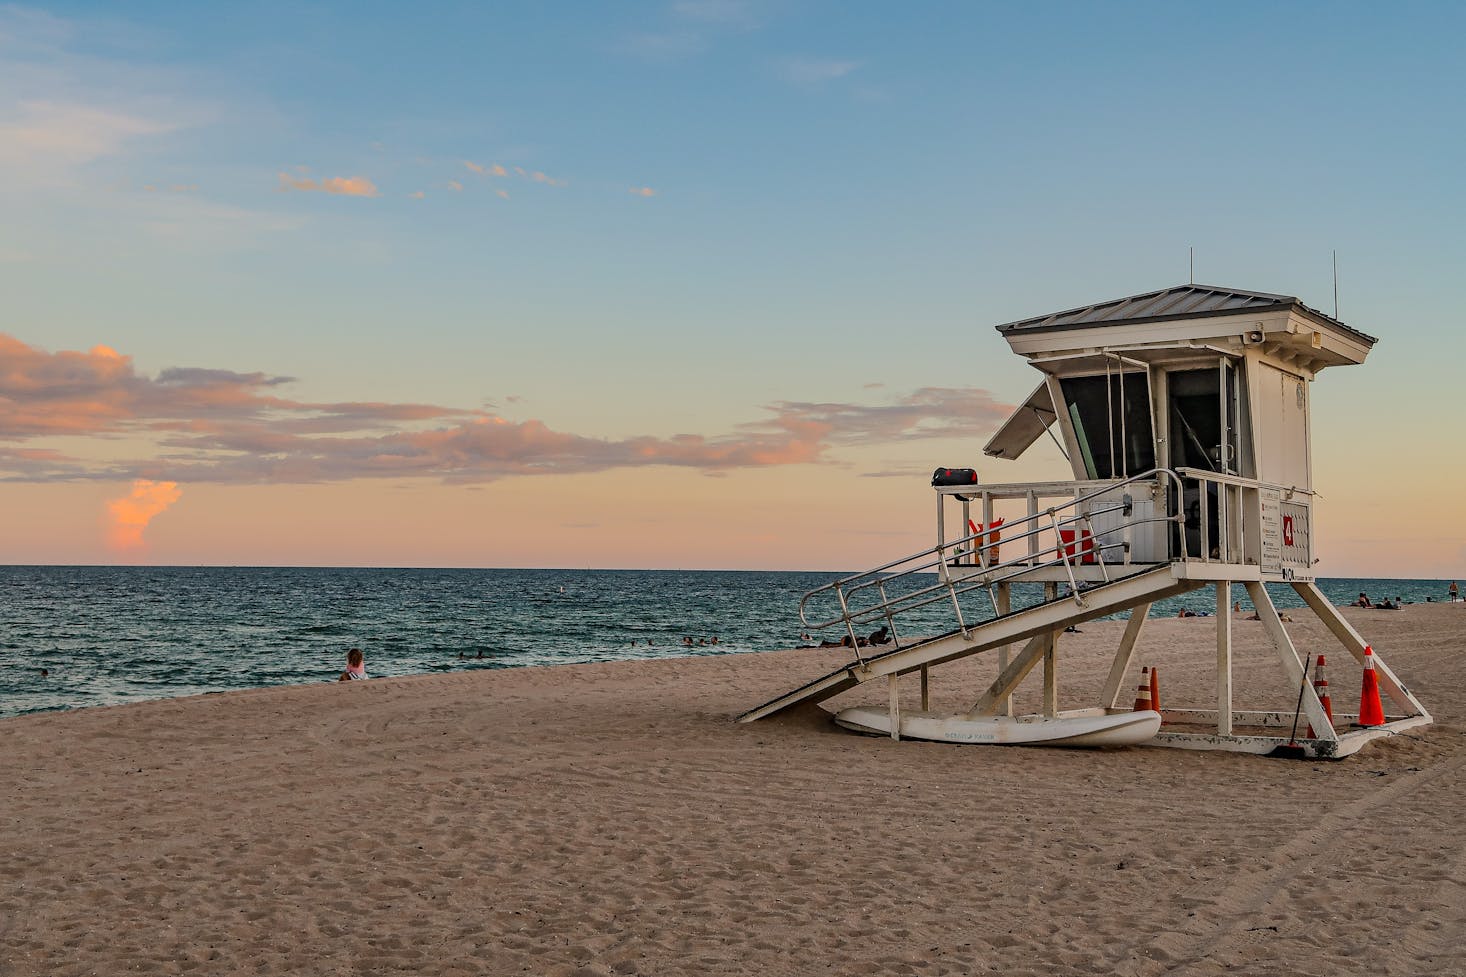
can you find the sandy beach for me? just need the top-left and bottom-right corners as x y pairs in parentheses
(3, 603), (1463, 976)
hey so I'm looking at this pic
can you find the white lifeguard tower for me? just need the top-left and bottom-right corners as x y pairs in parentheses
(741, 284), (1430, 758)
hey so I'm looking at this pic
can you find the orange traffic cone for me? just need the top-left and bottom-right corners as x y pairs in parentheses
(1359, 646), (1386, 727)
(1133, 666), (1153, 712)
(1306, 655), (1333, 738)
(1149, 666), (1161, 721)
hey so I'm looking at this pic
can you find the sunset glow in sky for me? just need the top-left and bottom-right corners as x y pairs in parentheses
(3, 2), (1464, 574)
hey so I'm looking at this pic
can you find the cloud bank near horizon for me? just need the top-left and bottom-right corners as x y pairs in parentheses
(0, 334), (1011, 485)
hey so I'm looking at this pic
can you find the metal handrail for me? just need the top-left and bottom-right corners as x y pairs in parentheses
(798, 469), (1189, 663)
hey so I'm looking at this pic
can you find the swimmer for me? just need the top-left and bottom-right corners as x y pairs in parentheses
(338, 648), (367, 681)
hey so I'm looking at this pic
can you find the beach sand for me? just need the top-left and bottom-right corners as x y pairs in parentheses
(3, 603), (1463, 976)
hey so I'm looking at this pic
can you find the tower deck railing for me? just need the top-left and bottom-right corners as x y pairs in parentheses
(799, 469), (1189, 663)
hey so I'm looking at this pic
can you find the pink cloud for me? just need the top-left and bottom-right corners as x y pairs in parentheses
(105, 479), (181, 550)
(276, 172), (379, 197)
(629, 186), (656, 197)
(0, 335), (1011, 486)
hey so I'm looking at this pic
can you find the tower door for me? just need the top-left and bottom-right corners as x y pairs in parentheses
(1167, 360), (1245, 558)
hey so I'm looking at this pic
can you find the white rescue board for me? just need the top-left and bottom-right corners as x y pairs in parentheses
(833, 706), (1161, 747)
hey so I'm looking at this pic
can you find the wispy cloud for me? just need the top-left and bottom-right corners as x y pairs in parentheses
(276, 172), (379, 197)
(0, 99), (174, 167)
(629, 186), (656, 197)
(463, 160), (484, 174)
(779, 57), (860, 86)
(0, 335), (1011, 486)
(447, 179), (463, 191)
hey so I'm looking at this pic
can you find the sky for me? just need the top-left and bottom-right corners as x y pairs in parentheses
(2, 1), (1464, 574)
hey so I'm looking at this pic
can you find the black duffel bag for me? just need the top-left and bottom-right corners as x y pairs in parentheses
(930, 467), (978, 487)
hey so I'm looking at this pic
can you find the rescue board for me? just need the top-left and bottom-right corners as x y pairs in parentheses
(833, 706), (1161, 747)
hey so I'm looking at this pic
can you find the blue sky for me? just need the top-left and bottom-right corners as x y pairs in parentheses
(2, 1), (1464, 569)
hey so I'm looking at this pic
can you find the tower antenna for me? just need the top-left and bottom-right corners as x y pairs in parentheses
(1333, 250), (1339, 318)
(1189, 246), (1194, 284)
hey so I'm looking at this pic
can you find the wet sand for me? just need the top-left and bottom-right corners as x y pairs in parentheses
(2, 603), (1463, 976)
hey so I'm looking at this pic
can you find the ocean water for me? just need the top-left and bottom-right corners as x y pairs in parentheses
(1, 566), (1456, 719)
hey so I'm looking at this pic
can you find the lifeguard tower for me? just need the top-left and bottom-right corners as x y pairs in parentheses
(740, 284), (1430, 758)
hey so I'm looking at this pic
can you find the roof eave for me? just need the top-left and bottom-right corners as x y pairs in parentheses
(997, 300), (1377, 347)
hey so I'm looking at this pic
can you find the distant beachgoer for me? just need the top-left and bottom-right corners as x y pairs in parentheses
(476, 650), (485, 659)
(1451, 581), (1460, 602)
(1379, 598), (1398, 610)
(1233, 601), (1241, 614)
(647, 638), (654, 646)
(39, 668), (48, 678)
(710, 636), (719, 645)
(698, 638), (706, 646)
(338, 648), (367, 681)
(458, 652), (467, 660)
(868, 626), (891, 644)
(683, 636), (694, 646)
(1354, 593), (1373, 608)
(1427, 595), (1435, 602)
(1063, 625), (1081, 634)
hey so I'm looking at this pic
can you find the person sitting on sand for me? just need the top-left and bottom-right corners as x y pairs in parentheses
(1353, 592), (1373, 608)
(1378, 598), (1398, 610)
(867, 625), (890, 645)
(338, 648), (367, 682)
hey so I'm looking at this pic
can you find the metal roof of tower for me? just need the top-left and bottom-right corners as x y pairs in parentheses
(995, 283), (1376, 344)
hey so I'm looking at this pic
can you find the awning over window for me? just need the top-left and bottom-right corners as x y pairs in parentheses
(983, 382), (1057, 460)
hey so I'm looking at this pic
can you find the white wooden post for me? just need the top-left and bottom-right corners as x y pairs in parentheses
(1243, 581), (1334, 741)
(1291, 581), (1430, 719)
(1217, 580), (1232, 735)
(888, 673), (901, 741)
(967, 634), (1048, 718)
(1043, 581), (1059, 717)
(995, 582), (1013, 716)
(1100, 603), (1150, 708)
